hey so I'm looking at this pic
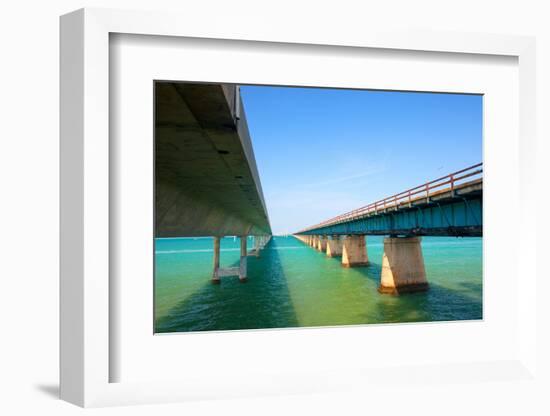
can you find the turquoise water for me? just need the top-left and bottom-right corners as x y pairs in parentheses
(154, 236), (482, 333)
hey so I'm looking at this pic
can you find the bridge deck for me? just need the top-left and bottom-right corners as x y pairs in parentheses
(155, 82), (271, 237)
(297, 164), (483, 237)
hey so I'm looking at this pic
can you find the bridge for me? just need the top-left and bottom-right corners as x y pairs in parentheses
(155, 82), (272, 283)
(294, 164), (482, 294)
(155, 82), (481, 292)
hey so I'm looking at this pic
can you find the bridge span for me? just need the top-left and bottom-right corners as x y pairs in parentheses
(294, 164), (482, 295)
(155, 82), (272, 283)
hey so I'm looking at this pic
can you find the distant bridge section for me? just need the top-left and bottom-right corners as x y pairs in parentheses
(294, 164), (482, 295)
(297, 164), (482, 237)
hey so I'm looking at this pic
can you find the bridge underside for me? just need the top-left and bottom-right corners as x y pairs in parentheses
(155, 82), (271, 238)
(299, 181), (482, 237)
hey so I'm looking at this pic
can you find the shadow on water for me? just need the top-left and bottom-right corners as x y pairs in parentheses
(372, 281), (482, 324)
(353, 260), (383, 285)
(456, 280), (483, 293)
(347, 264), (482, 324)
(155, 239), (299, 332)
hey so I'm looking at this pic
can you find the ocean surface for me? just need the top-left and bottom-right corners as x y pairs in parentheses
(154, 236), (482, 333)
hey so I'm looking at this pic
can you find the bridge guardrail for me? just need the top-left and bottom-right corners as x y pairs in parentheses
(298, 163), (483, 233)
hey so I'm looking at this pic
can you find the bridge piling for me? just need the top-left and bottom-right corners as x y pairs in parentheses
(212, 235), (254, 284)
(326, 235), (342, 257)
(317, 235), (327, 252)
(251, 235), (264, 257)
(254, 235), (272, 255)
(239, 236), (248, 282)
(342, 235), (369, 267)
(254, 236), (261, 256)
(379, 236), (428, 294)
(212, 236), (221, 284)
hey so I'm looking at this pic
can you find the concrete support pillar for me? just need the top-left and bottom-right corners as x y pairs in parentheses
(326, 235), (343, 257)
(341, 235), (369, 267)
(212, 236), (221, 284)
(251, 235), (271, 257)
(317, 235), (327, 252)
(379, 236), (428, 294)
(239, 236), (248, 282)
(240, 235), (247, 257)
(253, 236), (261, 257)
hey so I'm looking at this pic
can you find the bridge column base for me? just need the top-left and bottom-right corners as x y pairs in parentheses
(317, 235), (327, 252)
(212, 236), (249, 283)
(250, 235), (271, 257)
(253, 236), (261, 257)
(379, 237), (428, 294)
(326, 236), (342, 257)
(239, 236), (248, 282)
(311, 236), (317, 248)
(342, 235), (369, 267)
(238, 256), (248, 282)
(212, 236), (221, 284)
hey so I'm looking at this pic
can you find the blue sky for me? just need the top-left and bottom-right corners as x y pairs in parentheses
(240, 86), (482, 235)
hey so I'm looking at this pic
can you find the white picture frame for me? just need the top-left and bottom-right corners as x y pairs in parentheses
(60, 7), (538, 407)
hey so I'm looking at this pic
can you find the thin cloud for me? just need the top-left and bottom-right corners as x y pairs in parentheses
(300, 167), (385, 188)
(266, 189), (370, 234)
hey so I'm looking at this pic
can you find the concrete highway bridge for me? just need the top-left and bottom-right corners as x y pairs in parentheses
(155, 81), (271, 283)
(294, 164), (482, 294)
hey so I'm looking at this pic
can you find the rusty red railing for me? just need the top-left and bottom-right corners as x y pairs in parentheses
(297, 163), (483, 233)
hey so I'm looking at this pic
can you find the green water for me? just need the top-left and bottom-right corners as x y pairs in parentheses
(154, 236), (482, 333)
